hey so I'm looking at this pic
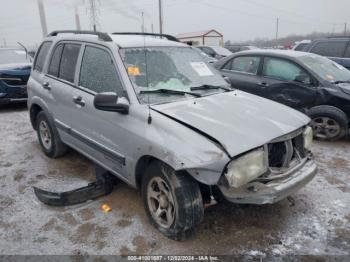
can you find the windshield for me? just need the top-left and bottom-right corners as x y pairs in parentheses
(0, 49), (30, 65)
(120, 46), (228, 104)
(298, 54), (350, 82)
(210, 46), (232, 56)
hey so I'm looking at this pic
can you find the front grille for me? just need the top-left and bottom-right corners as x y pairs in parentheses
(268, 132), (306, 168)
(0, 74), (29, 86)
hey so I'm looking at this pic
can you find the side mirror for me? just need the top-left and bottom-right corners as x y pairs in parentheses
(294, 74), (311, 85)
(94, 92), (129, 114)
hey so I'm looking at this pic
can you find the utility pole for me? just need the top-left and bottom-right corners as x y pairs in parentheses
(3, 38), (7, 48)
(345, 22), (347, 35)
(158, 0), (163, 35)
(89, 0), (98, 32)
(275, 17), (279, 47)
(151, 24), (154, 33)
(37, 0), (48, 37)
(141, 12), (145, 33)
(75, 6), (81, 30)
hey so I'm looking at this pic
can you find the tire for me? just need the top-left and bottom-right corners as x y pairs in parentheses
(36, 111), (67, 158)
(141, 161), (204, 241)
(308, 105), (348, 141)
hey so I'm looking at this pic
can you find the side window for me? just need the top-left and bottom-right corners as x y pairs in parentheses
(79, 46), (123, 96)
(310, 41), (347, 57)
(224, 56), (260, 74)
(59, 44), (81, 83)
(34, 42), (52, 72)
(263, 57), (311, 84)
(48, 44), (64, 77)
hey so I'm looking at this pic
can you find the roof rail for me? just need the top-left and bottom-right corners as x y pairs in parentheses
(47, 30), (113, 42)
(111, 32), (179, 42)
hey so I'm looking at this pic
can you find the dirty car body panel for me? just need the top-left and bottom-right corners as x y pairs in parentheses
(28, 33), (316, 206)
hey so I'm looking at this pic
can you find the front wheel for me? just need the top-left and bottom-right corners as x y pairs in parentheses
(141, 161), (204, 241)
(308, 106), (348, 141)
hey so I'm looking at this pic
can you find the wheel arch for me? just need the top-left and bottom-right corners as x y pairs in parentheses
(29, 103), (43, 130)
(135, 155), (167, 189)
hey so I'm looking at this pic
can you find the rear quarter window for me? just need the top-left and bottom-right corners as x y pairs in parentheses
(310, 41), (347, 58)
(34, 42), (52, 72)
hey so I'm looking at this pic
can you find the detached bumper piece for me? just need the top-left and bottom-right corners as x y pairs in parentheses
(219, 159), (317, 205)
(33, 165), (117, 206)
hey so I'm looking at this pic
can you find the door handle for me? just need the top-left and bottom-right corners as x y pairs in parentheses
(42, 82), (51, 91)
(258, 82), (269, 87)
(73, 96), (85, 107)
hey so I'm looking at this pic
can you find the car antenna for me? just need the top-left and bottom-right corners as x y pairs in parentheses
(17, 42), (29, 61)
(142, 12), (152, 125)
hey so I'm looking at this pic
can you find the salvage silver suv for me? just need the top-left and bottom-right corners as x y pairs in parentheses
(28, 31), (317, 240)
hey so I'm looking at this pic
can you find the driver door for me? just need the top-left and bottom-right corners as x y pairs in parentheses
(69, 44), (130, 179)
(258, 56), (317, 112)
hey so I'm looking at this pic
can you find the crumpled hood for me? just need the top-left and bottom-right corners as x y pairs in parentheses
(337, 83), (350, 95)
(152, 90), (310, 157)
(0, 63), (32, 71)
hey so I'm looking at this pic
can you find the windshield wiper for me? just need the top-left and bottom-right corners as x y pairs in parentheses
(140, 88), (202, 97)
(190, 84), (232, 91)
(333, 80), (350, 84)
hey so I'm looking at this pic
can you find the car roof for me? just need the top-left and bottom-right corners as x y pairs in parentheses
(110, 34), (186, 48)
(232, 49), (311, 58)
(45, 33), (187, 48)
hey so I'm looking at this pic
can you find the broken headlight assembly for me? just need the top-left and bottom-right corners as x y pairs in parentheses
(225, 147), (268, 188)
(303, 126), (313, 151)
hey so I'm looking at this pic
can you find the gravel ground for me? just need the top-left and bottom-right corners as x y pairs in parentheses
(0, 104), (349, 257)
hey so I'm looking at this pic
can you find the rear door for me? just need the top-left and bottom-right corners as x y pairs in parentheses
(220, 55), (266, 96)
(45, 42), (82, 145)
(308, 40), (349, 68)
(258, 56), (317, 112)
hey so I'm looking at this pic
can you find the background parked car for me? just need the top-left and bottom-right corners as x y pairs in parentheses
(193, 47), (218, 63)
(0, 48), (32, 105)
(197, 45), (232, 60)
(215, 49), (350, 141)
(303, 36), (350, 70)
(225, 45), (259, 53)
(292, 40), (311, 51)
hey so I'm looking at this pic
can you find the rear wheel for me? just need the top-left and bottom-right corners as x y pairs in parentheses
(141, 161), (204, 241)
(36, 111), (67, 158)
(308, 106), (348, 141)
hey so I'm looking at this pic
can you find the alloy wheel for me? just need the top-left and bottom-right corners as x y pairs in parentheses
(147, 177), (175, 228)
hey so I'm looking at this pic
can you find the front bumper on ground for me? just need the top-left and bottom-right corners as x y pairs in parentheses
(218, 159), (317, 204)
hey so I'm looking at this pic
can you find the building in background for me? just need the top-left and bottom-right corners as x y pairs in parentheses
(176, 29), (224, 46)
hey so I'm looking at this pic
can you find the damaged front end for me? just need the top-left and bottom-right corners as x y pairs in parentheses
(218, 126), (317, 204)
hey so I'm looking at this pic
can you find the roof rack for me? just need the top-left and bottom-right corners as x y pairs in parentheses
(47, 30), (113, 42)
(111, 32), (179, 42)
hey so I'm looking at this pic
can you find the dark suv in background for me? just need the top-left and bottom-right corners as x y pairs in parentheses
(303, 37), (350, 70)
(0, 48), (32, 105)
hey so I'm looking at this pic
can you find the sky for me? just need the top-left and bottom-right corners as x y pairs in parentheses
(0, 0), (349, 47)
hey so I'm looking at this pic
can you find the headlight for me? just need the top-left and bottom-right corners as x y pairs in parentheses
(225, 148), (268, 188)
(303, 126), (313, 151)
